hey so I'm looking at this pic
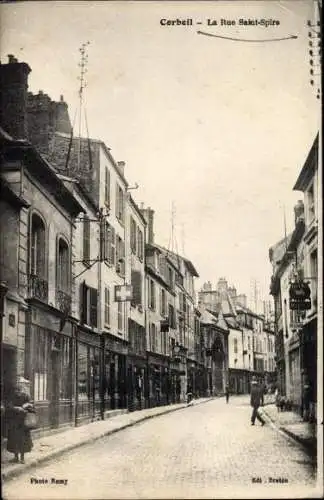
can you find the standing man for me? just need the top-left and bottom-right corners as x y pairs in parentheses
(225, 384), (230, 404)
(250, 377), (265, 426)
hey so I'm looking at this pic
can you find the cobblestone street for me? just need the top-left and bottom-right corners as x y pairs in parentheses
(3, 397), (320, 499)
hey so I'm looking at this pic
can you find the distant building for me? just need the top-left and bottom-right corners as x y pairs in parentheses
(198, 278), (276, 394)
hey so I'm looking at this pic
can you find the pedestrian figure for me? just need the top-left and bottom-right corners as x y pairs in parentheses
(250, 377), (265, 426)
(225, 384), (230, 403)
(5, 378), (35, 463)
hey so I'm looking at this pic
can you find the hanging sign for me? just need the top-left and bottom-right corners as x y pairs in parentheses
(289, 281), (311, 311)
(114, 284), (133, 302)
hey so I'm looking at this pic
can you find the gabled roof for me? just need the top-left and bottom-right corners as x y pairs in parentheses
(200, 308), (228, 333)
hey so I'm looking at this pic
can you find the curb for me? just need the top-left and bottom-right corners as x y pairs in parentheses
(262, 408), (317, 459)
(2, 398), (213, 482)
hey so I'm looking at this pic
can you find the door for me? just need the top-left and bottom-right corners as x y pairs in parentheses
(2, 346), (17, 402)
(49, 350), (60, 428)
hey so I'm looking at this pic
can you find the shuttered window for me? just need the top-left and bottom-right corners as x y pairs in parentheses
(160, 289), (166, 316)
(105, 167), (110, 206)
(104, 287), (110, 325)
(116, 236), (125, 276)
(168, 304), (176, 329)
(116, 183), (124, 222)
(131, 270), (142, 306)
(130, 216), (137, 253)
(137, 227), (143, 261)
(117, 302), (123, 332)
(80, 282), (98, 327)
(149, 279), (156, 310)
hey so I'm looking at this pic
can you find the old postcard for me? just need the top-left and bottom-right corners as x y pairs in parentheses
(0, 0), (322, 499)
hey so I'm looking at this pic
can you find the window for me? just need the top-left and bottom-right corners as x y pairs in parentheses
(105, 167), (110, 206)
(59, 336), (72, 399)
(159, 255), (166, 277)
(310, 250), (317, 304)
(150, 323), (157, 352)
(116, 183), (124, 222)
(33, 327), (48, 401)
(167, 266), (173, 288)
(161, 329), (167, 355)
(137, 227), (143, 261)
(104, 287), (110, 325)
(131, 270), (142, 306)
(57, 238), (69, 292)
(149, 280), (156, 310)
(130, 216), (137, 254)
(234, 338), (238, 354)
(160, 288), (166, 316)
(83, 215), (91, 264)
(80, 282), (98, 327)
(117, 302), (123, 332)
(168, 304), (176, 329)
(30, 213), (46, 277)
(102, 222), (115, 266)
(248, 337), (251, 350)
(116, 236), (125, 275)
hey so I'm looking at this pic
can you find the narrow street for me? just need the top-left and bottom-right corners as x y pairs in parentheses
(3, 397), (317, 499)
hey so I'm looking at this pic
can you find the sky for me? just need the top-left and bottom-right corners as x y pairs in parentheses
(0, 0), (321, 308)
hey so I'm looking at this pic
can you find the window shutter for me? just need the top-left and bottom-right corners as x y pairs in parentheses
(115, 183), (119, 219)
(89, 287), (98, 327)
(132, 270), (142, 305)
(83, 216), (90, 262)
(105, 167), (110, 206)
(110, 226), (115, 265)
(80, 282), (88, 324)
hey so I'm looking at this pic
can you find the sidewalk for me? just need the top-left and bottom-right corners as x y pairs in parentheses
(1, 397), (212, 482)
(262, 403), (317, 459)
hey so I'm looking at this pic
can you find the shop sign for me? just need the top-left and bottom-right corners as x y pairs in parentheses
(289, 281), (311, 311)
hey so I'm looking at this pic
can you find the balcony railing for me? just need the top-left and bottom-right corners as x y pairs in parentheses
(56, 289), (72, 315)
(28, 274), (48, 302)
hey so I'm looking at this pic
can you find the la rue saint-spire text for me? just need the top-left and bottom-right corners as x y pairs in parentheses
(159, 18), (280, 27)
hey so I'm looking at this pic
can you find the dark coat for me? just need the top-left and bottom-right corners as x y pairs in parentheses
(6, 391), (34, 454)
(250, 385), (262, 408)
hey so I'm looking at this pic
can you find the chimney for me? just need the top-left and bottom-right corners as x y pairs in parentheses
(140, 206), (155, 244)
(236, 294), (247, 308)
(202, 281), (212, 292)
(0, 55), (31, 139)
(53, 95), (72, 135)
(294, 200), (304, 226)
(228, 286), (237, 299)
(217, 277), (228, 299)
(117, 161), (125, 175)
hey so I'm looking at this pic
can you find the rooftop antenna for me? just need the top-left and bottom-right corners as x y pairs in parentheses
(168, 201), (176, 254)
(181, 223), (186, 257)
(77, 41), (90, 171)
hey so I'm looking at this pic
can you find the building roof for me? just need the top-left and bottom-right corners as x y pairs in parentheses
(152, 243), (199, 277)
(293, 134), (318, 191)
(0, 177), (30, 209)
(53, 131), (129, 189)
(1, 127), (84, 216)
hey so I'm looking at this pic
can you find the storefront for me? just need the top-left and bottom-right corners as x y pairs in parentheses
(147, 353), (171, 407)
(127, 320), (147, 411)
(101, 332), (128, 413)
(75, 328), (101, 424)
(25, 305), (74, 431)
(301, 317), (317, 421)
